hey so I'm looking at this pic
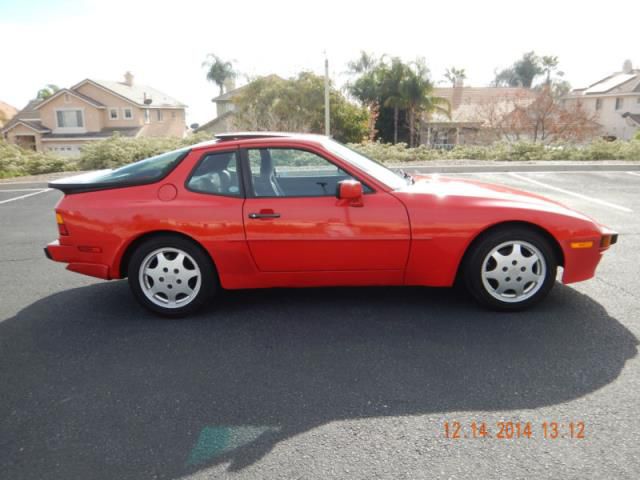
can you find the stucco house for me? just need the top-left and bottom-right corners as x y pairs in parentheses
(1, 72), (187, 156)
(564, 60), (640, 140)
(421, 84), (535, 147)
(0, 101), (17, 128)
(196, 75), (282, 135)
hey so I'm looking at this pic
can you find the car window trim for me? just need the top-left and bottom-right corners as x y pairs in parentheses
(239, 146), (375, 199)
(184, 147), (245, 198)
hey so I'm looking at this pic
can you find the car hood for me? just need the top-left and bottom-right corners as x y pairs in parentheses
(396, 174), (595, 221)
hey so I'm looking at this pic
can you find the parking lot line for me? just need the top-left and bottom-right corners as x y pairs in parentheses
(508, 173), (633, 213)
(626, 171), (640, 177)
(0, 189), (51, 205)
(0, 188), (49, 193)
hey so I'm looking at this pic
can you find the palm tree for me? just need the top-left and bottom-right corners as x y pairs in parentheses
(202, 54), (236, 96)
(347, 52), (383, 140)
(541, 55), (563, 85)
(381, 57), (410, 144)
(444, 67), (466, 87)
(404, 60), (450, 147)
(36, 84), (60, 100)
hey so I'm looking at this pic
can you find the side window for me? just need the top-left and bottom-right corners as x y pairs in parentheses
(187, 151), (241, 196)
(247, 148), (368, 197)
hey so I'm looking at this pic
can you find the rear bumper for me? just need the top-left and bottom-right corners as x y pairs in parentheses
(44, 240), (111, 280)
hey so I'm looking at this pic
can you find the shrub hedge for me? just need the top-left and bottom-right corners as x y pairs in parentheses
(1, 133), (639, 178)
(0, 140), (72, 178)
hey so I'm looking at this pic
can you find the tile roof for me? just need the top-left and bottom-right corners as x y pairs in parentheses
(428, 87), (535, 124)
(1, 99), (42, 132)
(622, 112), (640, 126)
(570, 70), (640, 96)
(88, 79), (186, 107)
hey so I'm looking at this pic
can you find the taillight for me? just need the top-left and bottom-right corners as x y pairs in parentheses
(56, 212), (69, 236)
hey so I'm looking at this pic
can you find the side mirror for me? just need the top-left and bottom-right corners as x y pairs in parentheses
(336, 180), (363, 206)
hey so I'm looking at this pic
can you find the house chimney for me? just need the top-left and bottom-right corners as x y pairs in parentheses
(124, 71), (134, 86)
(622, 60), (633, 74)
(223, 77), (236, 93)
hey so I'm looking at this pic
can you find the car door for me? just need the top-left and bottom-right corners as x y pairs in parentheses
(241, 146), (410, 272)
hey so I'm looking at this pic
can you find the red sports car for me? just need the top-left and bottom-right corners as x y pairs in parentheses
(45, 133), (617, 317)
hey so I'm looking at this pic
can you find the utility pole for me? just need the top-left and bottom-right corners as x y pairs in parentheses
(324, 52), (330, 136)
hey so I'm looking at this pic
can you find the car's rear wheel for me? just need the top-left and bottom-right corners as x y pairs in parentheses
(128, 235), (217, 317)
(463, 227), (557, 311)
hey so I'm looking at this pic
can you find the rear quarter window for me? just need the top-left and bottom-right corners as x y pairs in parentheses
(92, 147), (190, 184)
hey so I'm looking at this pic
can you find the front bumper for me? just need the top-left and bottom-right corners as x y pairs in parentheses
(44, 240), (111, 280)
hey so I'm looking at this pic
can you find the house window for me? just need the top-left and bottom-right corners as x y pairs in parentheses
(595, 99), (602, 111)
(615, 98), (623, 110)
(56, 109), (84, 128)
(123, 108), (133, 119)
(144, 109), (150, 124)
(109, 108), (119, 120)
(156, 110), (163, 122)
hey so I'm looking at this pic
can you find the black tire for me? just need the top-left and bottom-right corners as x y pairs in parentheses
(128, 234), (218, 317)
(463, 226), (557, 311)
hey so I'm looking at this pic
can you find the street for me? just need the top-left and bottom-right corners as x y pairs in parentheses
(1, 168), (639, 479)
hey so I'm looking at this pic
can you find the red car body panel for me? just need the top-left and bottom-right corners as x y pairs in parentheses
(45, 136), (615, 290)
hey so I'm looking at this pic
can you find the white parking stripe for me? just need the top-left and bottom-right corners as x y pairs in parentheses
(0, 189), (51, 205)
(508, 173), (633, 213)
(0, 188), (50, 192)
(626, 171), (640, 177)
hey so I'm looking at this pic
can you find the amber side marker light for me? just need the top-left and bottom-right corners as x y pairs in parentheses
(56, 213), (69, 236)
(570, 241), (593, 249)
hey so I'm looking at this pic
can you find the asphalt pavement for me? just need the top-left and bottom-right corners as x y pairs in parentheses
(0, 166), (639, 479)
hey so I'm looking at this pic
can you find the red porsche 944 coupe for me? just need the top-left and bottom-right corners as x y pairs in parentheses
(45, 133), (617, 317)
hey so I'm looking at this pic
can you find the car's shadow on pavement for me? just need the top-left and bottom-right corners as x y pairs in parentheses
(1, 282), (637, 479)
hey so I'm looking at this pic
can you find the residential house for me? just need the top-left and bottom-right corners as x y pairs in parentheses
(196, 75), (281, 135)
(564, 60), (640, 140)
(421, 83), (535, 147)
(1, 72), (187, 156)
(0, 101), (17, 128)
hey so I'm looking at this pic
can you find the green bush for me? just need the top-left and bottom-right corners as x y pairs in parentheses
(348, 139), (640, 163)
(77, 132), (212, 170)
(0, 140), (72, 178)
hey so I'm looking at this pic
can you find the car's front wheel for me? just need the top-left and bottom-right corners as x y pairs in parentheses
(128, 235), (217, 317)
(463, 227), (557, 311)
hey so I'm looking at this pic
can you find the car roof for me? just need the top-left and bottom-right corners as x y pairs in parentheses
(190, 132), (328, 150)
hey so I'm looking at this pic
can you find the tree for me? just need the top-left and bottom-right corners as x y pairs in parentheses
(36, 84), (60, 100)
(493, 52), (543, 88)
(479, 86), (598, 143)
(541, 55), (563, 85)
(404, 60), (450, 146)
(444, 67), (466, 87)
(380, 57), (409, 144)
(202, 54), (236, 96)
(346, 51), (383, 140)
(233, 72), (368, 143)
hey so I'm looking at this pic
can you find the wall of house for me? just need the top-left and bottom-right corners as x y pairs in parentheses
(39, 94), (103, 133)
(138, 108), (186, 137)
(5, 124), (43, 151)
(75, 83), (144, 128)
(580, 95), (640, 140)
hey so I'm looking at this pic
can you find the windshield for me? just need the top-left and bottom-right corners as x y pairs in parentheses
(92, 147), (191, 184)
(322, 139), (407, 190)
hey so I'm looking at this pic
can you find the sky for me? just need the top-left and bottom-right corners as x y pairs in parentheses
(1, 0), (638, 125)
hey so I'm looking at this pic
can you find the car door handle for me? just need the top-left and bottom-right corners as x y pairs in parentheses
(248, 212), (281, 219)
